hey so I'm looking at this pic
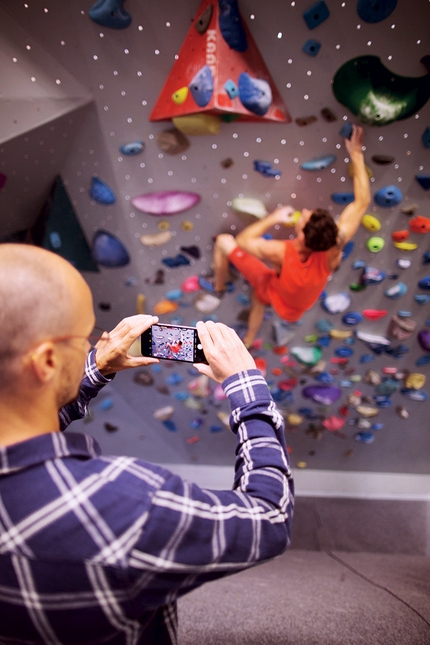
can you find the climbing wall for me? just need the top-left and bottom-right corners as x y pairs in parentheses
(1, 0), (430, 492)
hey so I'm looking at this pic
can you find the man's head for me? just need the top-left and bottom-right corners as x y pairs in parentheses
(297, 208), (339, 252)
(0, 244), (95, 406)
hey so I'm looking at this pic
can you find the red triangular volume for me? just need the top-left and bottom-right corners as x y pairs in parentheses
(150, 0), (291, 124)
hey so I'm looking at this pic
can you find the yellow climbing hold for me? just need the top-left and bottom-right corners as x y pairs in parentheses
(157, 220), (170, 231)
(349, 162), (373, 179)
(136, 293), (146, 315)
(171, 87), (189, 105)
(287, 413), (304, 426)
(362, 214), (381, 232)
(405, 373), (426, 389)
(154, 299), (178, 315)
(296, 461), (307, 469)
(393, 241), (418, 251)
(172, 113), (221, 136)
(330, 329), (353, 339)
(140, 230), (172, 246)
(181, 220), (194, 231)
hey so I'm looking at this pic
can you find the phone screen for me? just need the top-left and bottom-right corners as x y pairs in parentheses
(141, 323), (208, 364)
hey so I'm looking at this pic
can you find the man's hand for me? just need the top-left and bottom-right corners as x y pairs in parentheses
(193, 321), (256, 383)
(344, 124), (364, 157)
(95, 315), (160, 376)
(268, 205), (296, 226)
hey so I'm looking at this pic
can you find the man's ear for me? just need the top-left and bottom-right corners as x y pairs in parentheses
(30, 342), (58, 384)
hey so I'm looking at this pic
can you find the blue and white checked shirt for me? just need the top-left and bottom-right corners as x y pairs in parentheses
(0, 351), (294, 644)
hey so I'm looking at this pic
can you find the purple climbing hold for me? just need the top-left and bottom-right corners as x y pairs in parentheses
(418, 329), (430, 352)
(90, 177), (116, 205)
(131, 191), (201, 215)
(219, 0), (248, 52)
(302, 384), (342, 405)
(189, 65), (214, 108)
(92, 230), (130, 267)
(89, 0), (131, 29)
(253, 160), (282, 177)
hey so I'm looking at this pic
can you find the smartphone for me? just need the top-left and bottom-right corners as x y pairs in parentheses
(141, 323), (208, 364)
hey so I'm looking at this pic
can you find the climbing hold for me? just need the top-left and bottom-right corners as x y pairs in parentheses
(180, 245), (201, 259)
(366, 236), (385, 253)
(290, 346), (322, 366)
(255, 357), (267, 376)
(253, 160), (282, 177)
(356, 330), (390, 346)
(92, 230), (130, 267)
(322, 416), (345, 432)
(218, 0), (247, 51)
(172, 87), (189, 105)
(418, 329), (430, 352)
(287, 414), (304, 426)
(356, 405), (379, 417)
(415, 175), (430, 190)
(153, 300), (178, 316)
(140, 230), (172, 247)
(189, 65), (214, 107)
(162, 254), (190, 268)
(391, 230), (409, 242)
(335, 347), (354, 358)
(424, 251), (430, 264)
(153, 405), (175, 422)
(303, 1), (330, 29)
(220, 157), (234, 168)
(322, 292), (351, 314)
(166, 289), (183, 301)
(213, 383), (227, 401)
(405, 373), (426, 390)
(416, 294), (430, 304)
(133, 370), (154, 386)
(295, 115), (318, 126)
(224, 80), (239, 99)
(363, 309), (388, 321)
(89, 177), (116, 205)
(363, 267), (386, 284)
(162, 420), (178, 432)
(156, 128), (190, 155)
(188, 374), (210, 397)
(396, 258), (411, 269)
(331, 192), (354, 205)
(375, 379), (398, 396)
(342, 312), (363, 325)
(396, 405), (409, 419)
(418, 275), (430, 290)
(357, 0), (397, 23)
(341, 241), (355, 261)
(145, 269), (165, 285)
(119, 141), (144, 156)
(364, 369), (381, 385)
(302, 39), (321, 56)
(181, 275), (200, 292)
(194, 3), (213, 34)
(422, 127), (430, 148)
(301, 155), (336, 171)
(339, 122), (353, 139)
(384, 282), (407, 298)
(355, 431), (375, 444)
(172, 114), (221, 136)
(132, 191), (200, 215)
(330, 329), (352, 339)
(316, 318), (334, 333)
(371, 154), (394, 165)
(401, 388), (428, 402)
(194, 292), (221, 314)
(302, 385), (342, 405)
(158, 221), (170, 231)
(238, 73), (272, 116)
(410, 215), (430, 233)
(397, 311), (412, 318)
(387, 315), (416, 340)
(89, 0), (131, 29)
(374, 185), (403, 207)
(332, 55), (430, 126)
(321, 107), (337, 122)
(352, 260), (366, 270)
(278, 378), (298, 392)
(136, 294), (146, 315)
(393, 241), (418, 251)
(232, 197), (267, 218)
(362, 214), (381, 232)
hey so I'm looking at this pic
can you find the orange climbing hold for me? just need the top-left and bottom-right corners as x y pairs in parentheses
(409, 215), (430, 234)
(391, 230), (409, 242)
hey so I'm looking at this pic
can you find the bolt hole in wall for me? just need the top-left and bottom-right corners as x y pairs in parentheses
(0, 0), (430, 496)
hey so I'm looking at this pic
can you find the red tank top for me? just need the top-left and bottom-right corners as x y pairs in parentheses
(267, 239), (331, 322)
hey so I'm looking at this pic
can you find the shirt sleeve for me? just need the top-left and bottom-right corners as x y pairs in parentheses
(59, 349), (113, 431)
(128, 369), (294, 605)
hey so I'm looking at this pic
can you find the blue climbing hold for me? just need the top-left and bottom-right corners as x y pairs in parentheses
(401, 388), (428, 402)
(224, 79), (239, 99)
(418, 275), (430, 290)
(374, 396), (392, 408)
(384, 282), (407, 298)
(415, 174), (430, 190)
(360, 354), (375, 363)
(301, 155), (336, 171)
(315, 371), (335, 384)
(166, 289), (183, 301)
(92, 230), (130, 267)
(218, 0), (247, 52)
(162, 254), (191, 268)
(90, 177), (116, 205)
(253, 160), (282, 177)
(89, 0), (131, 29)
(302, 39), (321, 56)
(398, 310), (412, 318)
(331, 192), (354, 205)
(423, 251), (430, 265)
(316, 318), (334, 333)
(335, 347), (354, 358)
(120, 141), (144, 156)
(371, 423), (384, 431)
(422, 127), (430, 148)
(342, 312), (363, 325)
(166, 373), (183, 386)
(318, 335), (331, 347)
(355, 431), (375, 444)
(374, 185), (403, 207)
(357, 0), (397, 23)
(352, 260), (366, 270)
(49, 232), (61, 249)
(339, 122), (353, 139)
(342, 240), (355, 261)
(363, 267), (386, 284)
(162, 419), (177, 432)
(303, 1), (330, 29)
(415, 294), (430, 304)
(189, 65), (214, 107)
(238, 73), (272, 116)
(416, 355), (430, 366)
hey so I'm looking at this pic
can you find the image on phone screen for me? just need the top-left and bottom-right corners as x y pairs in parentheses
(141, 324), (207, 363)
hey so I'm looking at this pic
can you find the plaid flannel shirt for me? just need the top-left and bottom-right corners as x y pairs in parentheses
(0, 351), (294, 644)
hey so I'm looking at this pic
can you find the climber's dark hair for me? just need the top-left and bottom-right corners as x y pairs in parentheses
(303, 209), (338, 251)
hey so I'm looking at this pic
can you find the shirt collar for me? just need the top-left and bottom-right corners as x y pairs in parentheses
(0, 432), (101, 475)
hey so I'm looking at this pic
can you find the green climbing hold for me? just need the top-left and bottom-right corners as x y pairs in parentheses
(290, 346), (322, 366)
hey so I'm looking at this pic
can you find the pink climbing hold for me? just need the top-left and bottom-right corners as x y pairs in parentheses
(131, 191), (201, 215)
(362, 309), (388, 320)
(182, 275), (201, 292)
(322, 416), (345, 432)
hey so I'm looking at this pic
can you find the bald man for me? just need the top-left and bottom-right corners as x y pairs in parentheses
(212, 125), (370, 346)
(0, 244), (293, 645)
